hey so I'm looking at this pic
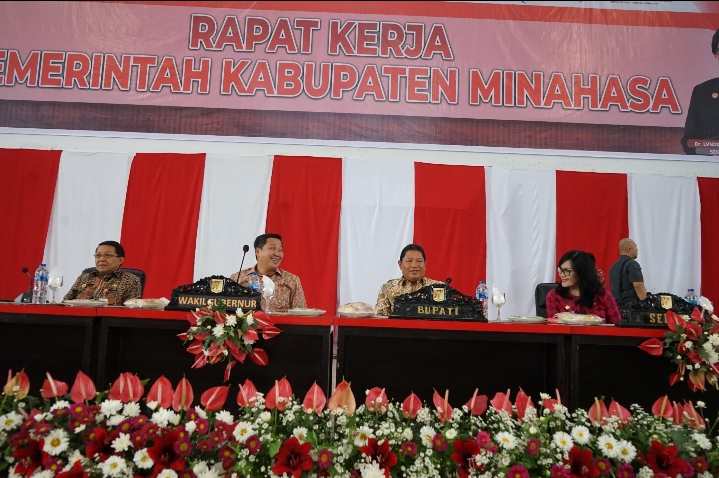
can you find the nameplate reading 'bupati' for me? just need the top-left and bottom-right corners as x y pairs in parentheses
(391, 284), (485, 322)
(167, 275), (261, 312)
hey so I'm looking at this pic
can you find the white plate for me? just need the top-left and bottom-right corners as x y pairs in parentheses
(276, 308), (326, 317)
(62, 299), (108, 307)
(554, 313), (604, 325)
(337, 311), (376, 318)
(505, 315), (547, 324)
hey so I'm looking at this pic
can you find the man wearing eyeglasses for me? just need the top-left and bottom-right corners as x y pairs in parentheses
(63, 241), (141, 305)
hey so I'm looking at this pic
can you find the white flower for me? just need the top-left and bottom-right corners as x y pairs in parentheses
(151, 408), (173, 427)
(617, 440), (637, 463)
(293, 426), (308, 442)
(693, 432), (713, 450)
(419, 425), (435, 447)
(359, 462), (385, 478)
(552, 431), (573, 452)
(106, 414), (126, 427)
(215, 410), (234, 424)
(212, 324), (225, 337)
(112, 432), (132, 453)
(637, 466), (654, 478)
(685, 341), (694, 349)
(123, 402), (141, 417)
(597, 434), (619, 458)
(193, 461), (210, 475)
(158, 470), (178, 478)
(30, 471), (53, 478)
(445, 428), (458, 440)
(194, 405), (208, 419)
(225, 315), (237, 327)
(401, 428), (413, 441)
(495, 431), (517, 450)
(185, 420), (197, 434)
(146, 400), (159, 410)
(698, 296), (714, 313)
(259, 411), (272, 422)
(100, 399), (123, 417)
(74, 424), (86, 434)
(697, 400), (706, 409)
(134, 448), (153, 469)
(233, 421), (256, 443)
(49, 400), (70, 412)
(43, 429), (69, 455)
(0, 412), (23, 432)
(197, 470), (221, 478)
(354, 425), (374, 446)
(571, 425), (591, 445)
(168, 410), (181, 426)
(67, 449), (85, 465)
(100, 455), (128, 477)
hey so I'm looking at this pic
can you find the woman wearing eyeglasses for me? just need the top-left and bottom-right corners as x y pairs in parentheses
(545, 250), (621, 324)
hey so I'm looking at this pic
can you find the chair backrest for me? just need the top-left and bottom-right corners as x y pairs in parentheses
(82, 267), (146, 296)
(535, 282), (559, 317)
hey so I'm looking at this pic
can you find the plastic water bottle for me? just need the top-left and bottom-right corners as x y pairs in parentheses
(475, 280), (488, 319)
(32, 263), (49, 304)
(249, 272), (261, 293)
(685, 288), (697, 305)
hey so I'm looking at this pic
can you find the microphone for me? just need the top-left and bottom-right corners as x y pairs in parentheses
(444, 277), (452, 286)
(239, 244), (250, 272)
(18, 267), (33, 303)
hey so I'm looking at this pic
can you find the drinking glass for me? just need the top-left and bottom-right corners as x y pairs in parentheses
(48, 274), (63, 304)
(492, 291), (506, 321)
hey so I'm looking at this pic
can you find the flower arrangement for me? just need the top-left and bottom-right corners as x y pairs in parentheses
(178, 306), (281, 381)
(639, 303), (719, 392)
(2, 370), (719, 478)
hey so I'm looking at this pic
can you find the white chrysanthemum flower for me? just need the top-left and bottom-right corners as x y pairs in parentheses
(197, 470), (221, 478)
(30, 471), (53, 478)
(100, 455), (128, 477)
(708, 335), (719, 347)
(552, 431), (573, 452)
(106, 414), (126, 427)
(157, 470), (178, 478)
(419, 425), (435, 447)
(293, 426), (308, 442)
(693, 433), (713, 450)
(123, 402), (141, 418)
(193, 461), (210, 475)
(146, 401), (159, 411)
(259, 411), (272, 422)
(402, 428), (413, 441)
(100, 399), (123, 417)
(73, 424), (86, 434)
(215, 410), (234, 424)
(225, 315), (237, 327)
(133, 448), (153, 469)
(185, 420), (196, 435)
(111, 432), (132, 453)
(571, 425), (591, 445)
(43, 428), (69, 456)
(233, 421), (256, 443)
(212, 324), (225, 338)
(246, 315), (255, 326)
(168, 410), (181, 426)
(597, 434), (619, 458)
(359, 462), (385, 478)
(495, 431), (517, 450)
(0, 412), (23, 432)
(194, 405), (208, 419)
(617, 440), (637, 463)
(49, 400), (70, 412)
(67, 449), (84, 465)
(354, 425), (374, 447)
(636, 465), (654, 478)
(151, 408), (172, 427)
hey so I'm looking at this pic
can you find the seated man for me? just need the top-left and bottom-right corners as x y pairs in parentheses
(375, 244), (442, 316)
(230, 233), (306, 311)
(609, 238), (648, 308)
(63, 241), (142, 305)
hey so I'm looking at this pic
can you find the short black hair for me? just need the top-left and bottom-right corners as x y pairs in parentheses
(97, 240), (125, 257)
(254, 233), (282, 250)
(713, 28), (719, 55)
(399, 243), (426, 261)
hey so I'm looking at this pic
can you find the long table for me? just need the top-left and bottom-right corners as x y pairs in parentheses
(1, 304), (715, 416)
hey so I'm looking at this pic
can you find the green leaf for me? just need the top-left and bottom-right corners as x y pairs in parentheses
(268, 438), (282, 457)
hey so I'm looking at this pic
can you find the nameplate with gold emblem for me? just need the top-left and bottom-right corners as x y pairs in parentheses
(391, 284), (485, 321)
(167, 275), (260, 312)
(618, 292), (693, 328)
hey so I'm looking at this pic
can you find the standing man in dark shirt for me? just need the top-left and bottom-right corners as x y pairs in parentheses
(609, 238), (648, 308)
(681, 28), (719, 154)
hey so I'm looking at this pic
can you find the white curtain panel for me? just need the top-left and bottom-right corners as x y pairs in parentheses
(486, 167), (556, 319)
(193, 153), (273, 280)
(43, 151), (133, 300)
(629, 174), (701, 297)
(338, 156), (415, 307)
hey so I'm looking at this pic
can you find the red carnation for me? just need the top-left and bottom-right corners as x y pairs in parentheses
(645, 440), (692, 478)
(360, 438), (398, 477)
(271, 437), (313, 478)
(451, 438), (480, 478)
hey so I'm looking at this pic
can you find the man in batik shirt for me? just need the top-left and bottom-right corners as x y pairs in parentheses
(64, 241), (142, 305)
(375, 244), (441, 316)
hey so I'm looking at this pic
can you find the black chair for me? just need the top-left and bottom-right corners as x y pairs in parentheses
(82, 267), (146, 296)
(535, 282), (558, 317)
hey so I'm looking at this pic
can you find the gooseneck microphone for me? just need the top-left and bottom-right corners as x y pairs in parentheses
(239, 244), (250, 272)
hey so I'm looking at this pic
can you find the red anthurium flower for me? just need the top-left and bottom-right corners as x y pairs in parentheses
(236, 379), (258, 407)
(651, 395), (674, 420)
(108, 372), (144, 403)
(328, 380), (356, 415)
(249, 348), (269, 367)
(567, 446), (597, 478)
(490, 389), (512, 414)
(172, 377), (194, 411)
(146, 375), (173, 408)
(261, 324), (282, 340)
(252, 310), (273, 328)
(242, 329), (259, 343)
(365, 387), (389, 412)
(212, 310), (225, 325)
(691, 307), (704, 323)
(360, 438), (398, 476)
(224, 340), (247, 363)
(638, 338), (664, 357)
(4, 369), (30, 399)
(302, 382), (327, 414)
(587, 398), (608, 425)
(40, 372), (68, 399)
(666, 310), (685, 332)
(224, 360), (236, 383)
(70, 370), (96, 403)
(451, 438), (480, 478)
(402, 392), (422, 419)
(514, 388), (534, 420)
(200, 385), (229, 411)
(645, 440), (692, 477)
(608, 400), (631, 424)
(266, 378), (293, 411)
(186, 339), (205, 356)
(688, 370), (706, 391)
(685, 322), (702, 341)
(271, 437), (313, 478)
(682, 401), (706, 430)
(432, 389), (453, 423)
(464, 388), (488, 417)
(671, 400), (684, 425)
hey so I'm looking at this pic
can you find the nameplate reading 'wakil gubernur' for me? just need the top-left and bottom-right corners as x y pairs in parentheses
(167, 275), (260, 312)
(618, 293), (694, 328)
(391, 284), (486, 321)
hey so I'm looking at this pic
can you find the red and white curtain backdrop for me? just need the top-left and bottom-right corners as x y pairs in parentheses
(0, 148), (716, 318)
